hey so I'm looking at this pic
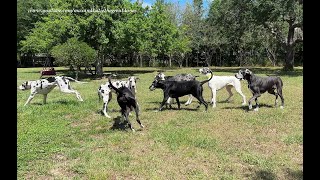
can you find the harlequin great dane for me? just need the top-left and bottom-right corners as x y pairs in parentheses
(199, 67), (246, 108)
(235, 69), (284, 111)
(18, 76), (87, 106)
(98, 76), (139, 118)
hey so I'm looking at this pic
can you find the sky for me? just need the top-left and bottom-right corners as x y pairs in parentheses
(131, 0), (212, 11)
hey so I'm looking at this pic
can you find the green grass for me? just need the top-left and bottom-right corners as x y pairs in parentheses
(17, 66), (303, 179)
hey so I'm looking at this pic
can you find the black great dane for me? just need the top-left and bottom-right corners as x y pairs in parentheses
(235, 69), (284, 111)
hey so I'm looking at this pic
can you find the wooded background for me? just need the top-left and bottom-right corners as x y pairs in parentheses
(17, 0), (303, 75)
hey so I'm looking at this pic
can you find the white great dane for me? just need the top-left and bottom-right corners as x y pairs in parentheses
(18, 76), (87, 106)
(98, 76), (139, 118)
(199, 67), (246, 108)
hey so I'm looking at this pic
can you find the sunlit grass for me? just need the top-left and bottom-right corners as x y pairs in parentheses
(17, 66), (303, 179)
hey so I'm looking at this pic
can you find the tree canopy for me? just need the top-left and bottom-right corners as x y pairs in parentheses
(18, 0), (303, 71)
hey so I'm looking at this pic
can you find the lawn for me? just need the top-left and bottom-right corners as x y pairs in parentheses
(17, 66), (303, 179)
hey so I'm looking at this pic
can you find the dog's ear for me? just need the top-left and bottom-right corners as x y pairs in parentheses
(245, 69), (251, 74)
(135, 77), (140, 80)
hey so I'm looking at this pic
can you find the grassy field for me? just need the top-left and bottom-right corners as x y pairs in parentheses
(17, 66), (303, 179)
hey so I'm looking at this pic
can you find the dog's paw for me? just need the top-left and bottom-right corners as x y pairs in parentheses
(104, 114), (111, 118)
(248, 105), (252, 110)
(131, 129), (136, 132)
(254, 107), (259, 111)
(280, 106), (284, 109)
(242, 102), (246, 106)
(140, 124), (145, 128)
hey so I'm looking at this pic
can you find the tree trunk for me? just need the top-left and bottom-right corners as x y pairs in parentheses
(185, 54), (188, 67)
(139, 54), (143, 67)
(96, 51), (103, 76)
(75, 68), (79, 80)
(169, 54), (172, 67)
(196, 52), (199, 67)
(96, 59), (103, 76)
(284, 44), (294, 71)
(266, 48), (276, 66)
(284, 22), (295, 71)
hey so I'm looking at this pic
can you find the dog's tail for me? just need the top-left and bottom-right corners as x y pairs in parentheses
(200, 70), (213, 86)
(64, 76), (88, 83)
(276, 77), (284, 88)
(108, 77), (123, 95)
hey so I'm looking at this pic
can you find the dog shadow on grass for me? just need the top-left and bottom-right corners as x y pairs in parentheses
(252, 169), (302, 180)
(110, 116), (129, 131)
(145, 107), (200, 112)
(222, 103), (275, 112)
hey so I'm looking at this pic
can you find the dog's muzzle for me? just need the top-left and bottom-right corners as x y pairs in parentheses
(149, 85), (156, 91)
(18, 85), (26, 90)
(235, 73), (243, 80)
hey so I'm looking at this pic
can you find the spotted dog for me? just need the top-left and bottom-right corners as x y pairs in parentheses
(199, 67), (246, 108)
(98, 76), (139, 118)
(150, 72), (198, 106)
(18, 76), (86, 106)
(235, 69), (284, 111)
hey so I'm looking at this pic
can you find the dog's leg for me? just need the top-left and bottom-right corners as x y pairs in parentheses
(103, 102), (111, 118)
(235, 86), (246, 105)
(43, 94), (47, 104)
(60, 89), (84, 101)
(225, 85), (233, 102)
(133, 102), (144, 129)
(210, 89), (217, 108)
(159, 95), (170, 111)
(254, 97), (259, 111)
(102, 94), (111, 118)
(248, 94), (261, 111)
(268, 89), (278, 107)
(176, 98), (181, 109)
(123, 108), (135, 132)
(24, 92), (37, 106)
(277, 87), (284, 109)
(193, 89), (208, 111)
(184, 95), (193, 106)
(194, 96), (208, 112)
(166, 97), (173, 109)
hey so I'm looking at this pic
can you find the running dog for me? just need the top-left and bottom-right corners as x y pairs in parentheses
(18, 76), (86, 106)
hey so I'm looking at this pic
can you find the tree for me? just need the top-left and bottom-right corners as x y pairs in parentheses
(17, 0), (50, 54)
(51, 38), (97, 80)
(252, 0), (303, 70)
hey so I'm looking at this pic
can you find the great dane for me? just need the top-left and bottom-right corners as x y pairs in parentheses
(18, 76), (86, 106)
(235, 69), (284, 111)
(199, 67), (246, 108)
(150, 70), (213, 111)
(108, 76), (144, 132)
(150, 72), (198, 106)
(98, 76), (139, 118)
